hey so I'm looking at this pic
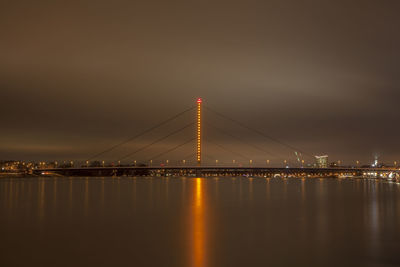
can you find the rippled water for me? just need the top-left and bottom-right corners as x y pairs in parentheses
(1, 177), (400, 267)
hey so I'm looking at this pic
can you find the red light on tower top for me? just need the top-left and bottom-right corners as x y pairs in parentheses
(197, 98), (202, 103)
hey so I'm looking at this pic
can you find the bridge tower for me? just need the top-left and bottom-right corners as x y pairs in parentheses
(196, 98), (202, 166)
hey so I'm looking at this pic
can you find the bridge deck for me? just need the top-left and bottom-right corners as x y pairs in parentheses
(33, 166), (399, 177)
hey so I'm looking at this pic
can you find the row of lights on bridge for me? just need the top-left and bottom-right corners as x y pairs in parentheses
(38, 160), (399, 168)
(78, 159), (299, 167)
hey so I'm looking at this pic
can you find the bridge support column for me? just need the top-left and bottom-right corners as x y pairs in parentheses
(196, 98), (202, 166)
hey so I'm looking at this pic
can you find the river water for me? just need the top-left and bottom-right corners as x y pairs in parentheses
(0, 176), (400, 267)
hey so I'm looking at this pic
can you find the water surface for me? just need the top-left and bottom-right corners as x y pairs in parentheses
(1, 177), (400, 267)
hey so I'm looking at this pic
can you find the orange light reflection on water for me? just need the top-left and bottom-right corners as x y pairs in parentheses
(193, 178), (206, 267)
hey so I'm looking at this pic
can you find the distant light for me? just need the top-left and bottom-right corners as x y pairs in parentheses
(197, 98), (202, 103)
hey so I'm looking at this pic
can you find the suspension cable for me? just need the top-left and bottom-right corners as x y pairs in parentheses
(86, 106), (195, 161)
(118, 122), (195, 161)
(204, 105), (313, 158)
(205, 122), (276, 157)
(204, 138), (250, 161)
(146, 138), (195, 162)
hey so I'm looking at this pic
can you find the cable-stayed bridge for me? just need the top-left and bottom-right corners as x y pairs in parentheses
(34, 98), (399, 178)
(84, 97), (313, 167)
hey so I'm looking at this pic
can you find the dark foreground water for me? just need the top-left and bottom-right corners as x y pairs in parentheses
(1, 177), (400, 267)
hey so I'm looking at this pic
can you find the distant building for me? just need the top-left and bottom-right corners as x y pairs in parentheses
(315, 155), (328, 168)
(372, 155), (379, 167)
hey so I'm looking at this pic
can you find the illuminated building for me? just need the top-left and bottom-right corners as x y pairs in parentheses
(372, 155), (379, 167)
(315, 155), (328, 168)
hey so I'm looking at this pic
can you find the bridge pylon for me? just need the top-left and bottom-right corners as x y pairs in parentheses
(196, 98), (202, 166)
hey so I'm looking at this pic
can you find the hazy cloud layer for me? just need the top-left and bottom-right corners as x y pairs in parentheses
(1, 0), (399, 165)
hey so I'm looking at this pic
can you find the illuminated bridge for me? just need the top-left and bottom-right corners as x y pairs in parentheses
(34, 98), (400, 179)
(35, 166), (399, 179)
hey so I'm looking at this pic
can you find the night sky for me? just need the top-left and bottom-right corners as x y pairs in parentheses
(1, 0), (399, 165)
